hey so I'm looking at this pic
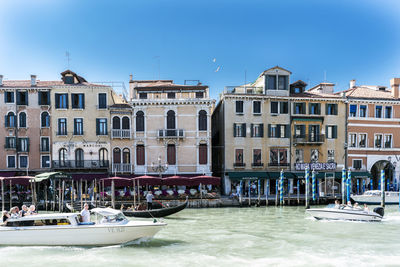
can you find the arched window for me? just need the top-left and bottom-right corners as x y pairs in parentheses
(122, 116), (130, 130)
(198, 110), (207, 131)
(6, 111), (15, 127)
(136, 111), (144, 132)
(19, 112), (26, 128)
(112, 116), (120, 130)
(75, 148), (84, 167)
(59, 148), (67, 167)
(167, 110), (175, 129)
(41, 112), (50, 127)
(99, 148), (108, 167)
(123, 148), (130, 164)
(167, 144), (176, 165)
(113, 148), (121, 164)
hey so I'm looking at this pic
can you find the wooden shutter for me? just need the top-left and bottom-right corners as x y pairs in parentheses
(268, 124), (271, 137)
(38, 93), (42, 105)
(241, 123), (246, 137)
(96, 119), (100, 135)
(250, 123), (254, 137)
(260, 123), (264, 137)
(233, 123), (237, 137)
(277, 125), (281, 138)
(285, 125), (290, 138)
(333, 126), (337, 139)
(199, 144), (207, 164)
(326, 125), (329, 139)
(82, 94), (85, 109)
(167, 145), (176, 165)
(65, 94), (68, 108)
(136, 145), (145, 165)
(325, 104), (328, 115)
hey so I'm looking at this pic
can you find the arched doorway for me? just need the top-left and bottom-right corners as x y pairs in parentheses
(370, 160), (394, 189)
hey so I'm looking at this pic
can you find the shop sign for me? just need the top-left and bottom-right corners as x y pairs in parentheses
(295, 162), (337, 171)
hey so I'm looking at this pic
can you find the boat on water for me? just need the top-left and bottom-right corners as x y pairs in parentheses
(0, 208), (166, 246)
(351, 190), (399, 205)
(123, 198), (188, 218)
(306, 205), (384, 222)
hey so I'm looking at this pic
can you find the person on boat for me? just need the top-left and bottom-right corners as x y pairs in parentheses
(10, 207), (19, 219)
(146, 191), (154, 210)
(120, 204), (125, 211)
(27, 205), (37, 215)
(1, 210), (10, 224)
(20, 205), (29, 217)
(80, 203), (90, 223)
(363, 204), (370, 212)
(353, 202), (361, 210)
(346, 201), (352, 207)
(334, 200), (340, 209)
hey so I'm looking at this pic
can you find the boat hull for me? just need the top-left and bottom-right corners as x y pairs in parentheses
(306, 208), (382, 222)
(124, 199), (188, 218)
(351, 195), (399, 205)
(0, 222), (166, 246)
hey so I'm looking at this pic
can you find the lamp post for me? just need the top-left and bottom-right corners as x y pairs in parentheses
(151, 156), (168, 178)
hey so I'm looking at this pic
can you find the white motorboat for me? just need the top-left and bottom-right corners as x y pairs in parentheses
(306, 205), (384, 222)
(0, 208), (166, 246)
(351, 190), (399, 205)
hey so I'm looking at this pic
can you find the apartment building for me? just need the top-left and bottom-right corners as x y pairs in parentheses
(212, 66), (346, 195)
(129, 77), (214, 177)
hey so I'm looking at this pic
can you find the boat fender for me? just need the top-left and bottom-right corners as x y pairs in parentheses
(373, 207), (384, 217)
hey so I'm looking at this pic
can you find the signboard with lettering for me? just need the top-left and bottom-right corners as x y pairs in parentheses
(295, 162), (337, 171)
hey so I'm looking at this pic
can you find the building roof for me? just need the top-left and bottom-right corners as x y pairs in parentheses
(336, 86), (395, 100)
(262, 65), (292, 75)
(132, 80), (208, 91)
(290, 90), (342, 99)
(0, 80), (109, 88)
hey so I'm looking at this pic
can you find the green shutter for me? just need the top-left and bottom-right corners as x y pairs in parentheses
(333, 126), (337, 139)
(242, 123), (246, 137)
(260, 123), (264, 137)
(65, 94), (69, 108)
(277, 125), (281, 138)
(82, 94), (85, 109)
(268, 124), (271, 137)
(285, 125), (290, 138)
(96, 119), (100, 135)
(233, 123), (237, 137)
(250, 123), (254, 137)
(325, 104), (328, 115)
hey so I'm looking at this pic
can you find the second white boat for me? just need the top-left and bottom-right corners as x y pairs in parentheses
(306, 205), (384, 222)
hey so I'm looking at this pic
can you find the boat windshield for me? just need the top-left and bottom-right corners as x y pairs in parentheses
(97, 213), (127, 224)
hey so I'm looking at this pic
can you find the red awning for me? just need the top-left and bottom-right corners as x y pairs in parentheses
(190, 175), (221, 186)
(163, 175), (193, 186)
(72, 173), (109, 181)
(133, 175), (163, 185)
(100, 177), (132, 187)
(0, 176), (35, 186)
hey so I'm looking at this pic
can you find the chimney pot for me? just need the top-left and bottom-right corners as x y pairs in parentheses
(0, 75), (3, 86)
(350, 79), (356, 88)
(31, 75), (37, 86)
(391, 78), (400, 99)
(129, 74), (133, 82)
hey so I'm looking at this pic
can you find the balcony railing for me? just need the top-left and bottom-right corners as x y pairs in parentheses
(233, 162), (246, 168)
(52, 160), (109, 169)
(251, 163), (264, 168)
(293, 134), (325, 145)
(112, 129), (131, 139)
(158, 129), (185, 138)
(112, 163), (133, 173)
(224, 86), (264, 95)
(268, 162), (290, 167)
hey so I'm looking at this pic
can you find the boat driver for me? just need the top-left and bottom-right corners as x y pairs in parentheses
(81, 203), (90, 223)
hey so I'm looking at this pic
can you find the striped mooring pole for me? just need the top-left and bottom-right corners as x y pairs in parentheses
(305, 166), (309, 208)
(381, 169), (385, 207)
(279, 170), (284, 205)
(266, 179), (269, 206)
(386, 179), (390, 191)
(275, 179), (279, 206)
(357, 179), (360, 195)
(312, 169), (316, 202)
(370, 179), (373, 190)
(346, 170), (351, 203)
(362, 179), (366, 193)
(342, 168), (346, 204)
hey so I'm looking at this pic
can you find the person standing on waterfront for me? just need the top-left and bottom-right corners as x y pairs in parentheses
(81, 203), (90, 222)
(146, 191), (154, 210)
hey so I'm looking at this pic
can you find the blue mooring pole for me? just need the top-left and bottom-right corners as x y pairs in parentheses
(312, 170), (316, 202)
(305, 166), (309, 208)
(347, 170), (351, 203)
(342, 168), (346, 204)
(279, 170), (284, 205)
(381, 169), (385, 207)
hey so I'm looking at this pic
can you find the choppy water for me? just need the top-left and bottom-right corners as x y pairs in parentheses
(2, 206), (400, 267)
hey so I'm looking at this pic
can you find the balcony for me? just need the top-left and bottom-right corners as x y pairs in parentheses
(224, 86), (264, 95)
(112, 163), (133, 173)
(233, 162), (246, 168)
(52, 160), (109, 169)
(293, 134), (325, 145)
(251, 163), (264, 168)
(158, 129), (185, 139)
(268, 162), (290, 167)
(112, 129), (131, 139)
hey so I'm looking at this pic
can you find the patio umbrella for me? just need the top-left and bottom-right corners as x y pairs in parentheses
(134, 175), (163, 186)
(163, 175), (192, 186)
(190, 175), (221, 186)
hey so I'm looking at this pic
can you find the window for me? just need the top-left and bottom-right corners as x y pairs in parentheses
(98, 93), (107, 109)
(375, 106), (382, 118)
(123, 148), (130, 164)
(294, 125), (306, 137)
(167, 110), (176, 129)
(384, 134), (392, 148)
(18, 112), (26, 128)
(328, 150), (335, 163)
(4, 92), (14, 103)
(326, 125), (337, 139)
(375, 134), (382, 148)
(198, 110), (207, 131)
(99, 148), (108, 167)
(7, 156), (16, 168)
(38, 91), (50, 105)
(17, 138), (29, 152)
(294, 102), (306, 114)
(41, 155), (50, 168)
(55, 93), (68, 109)
(74, 149), (84, 167)
(266, 75), (277, 90)
(5, 137), (16, 149)
(71, 93), (85, 109)
(349, 104), (357, 117)
(40, 137), (50, 152)
(74, 118), (83, 135)
(353, 160), (362, 170)
(349, 134), (357, 147)
(199, 144), (208, 165)
(196, 92), (204, 98)
(310, 149), (319, 163)
(18, 155), (28, 168)
(309, 103), (321, 115)
(59, 148), (67, 167)
(326, 104), (338, 115)
(17, 91), (28, 105)
(113, 148), (121, 164)
(253, 149), (261, 165)
(295, 149), (304, 163)
(233, 123), (246, 137)
(385, 106), (392, 118)
(167, 92), (175, 99)
(41, 112), (50, 128)
(271, 102), (278, 114)
(112, 117), (120, 129)
(278, 75), (288, 90)
(280, 102), (288, 114)
(235, 149), (244, 165)
(251, 123), (264, 137)
(136, 145), (145, 165)
(253, 101), (261, 114)
(359, 105), (367, 117)
(5, 112), (16, 127)
(139, 93), (147, 99)
(270, 149), (287, 165)
(58, 118), (67, 135)
(167, 144), (176, 165)
(268, 124), (289, 138)
(359, 134), (367, 148)
(122, 117), (130, 129)
(309, 125), (320, 142)
(136, 111), (144, 131)
(235, 101), (244, 114)
(96, 118), (108, 135)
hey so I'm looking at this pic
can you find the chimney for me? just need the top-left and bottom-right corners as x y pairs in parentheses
(391, 78), (400, 99)
(31, 75), (37, 86)
(129, 74), (133, 82)
(350, 79), (356, 88)
(0, 75), (3, 86)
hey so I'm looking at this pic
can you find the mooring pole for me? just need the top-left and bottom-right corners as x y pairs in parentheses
(342, 168), (346, 204)
(265, 179), (269, 206)
(297, 179), (300, 205)
(275, 179), (278, 206)
(133, 179), (136, 208)
(1, 178), (4, 212)
(305, 166), (309, 209)
(381, 169), (385, 208)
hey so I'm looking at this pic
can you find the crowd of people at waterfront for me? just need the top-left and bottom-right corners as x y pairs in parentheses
(1, 204), (37, 224)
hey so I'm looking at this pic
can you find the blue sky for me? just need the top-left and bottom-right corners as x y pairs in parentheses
(1, 0), (399, 99)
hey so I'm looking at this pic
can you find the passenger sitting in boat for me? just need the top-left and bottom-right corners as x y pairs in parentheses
(334, 200), (340, 209)
(10, 207), (20, 219)
(19, 205), (29, 217)
(80, 203), (90, 223)
(363, 204), (370, 212)
(1, 210), (10, 224)
(120, 204), (125, 211)
(346, 201), (352, 207)
(27, 205), (37, 215)
(353, 202), (362, 210)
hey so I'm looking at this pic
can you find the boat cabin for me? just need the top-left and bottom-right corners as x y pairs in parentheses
(4, 213), (79, 227)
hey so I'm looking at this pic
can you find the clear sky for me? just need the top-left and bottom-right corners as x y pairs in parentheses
(1, 0), (399, 99)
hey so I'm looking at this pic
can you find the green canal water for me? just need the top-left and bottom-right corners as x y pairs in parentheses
(2, 206), (400, 267)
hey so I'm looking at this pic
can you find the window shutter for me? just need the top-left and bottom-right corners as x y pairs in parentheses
(250, 123), (254, 137)
(268, 124), (271, 137)
(308, 103), (312, 114)
(57, 119), (61, 134)
(233, 123), (237, 137)
(4, 115), (7, 127)
(65, 94), (69, 108)
(277, 125), (281, 138)
(301, 125), (305, 136)
(317, 104), (320, 114)
(82, 94), (85, 109)
(326, 125), (329, 139)
(16, 91), (20, 105)
(96, 119), (100, 135)
(285, 125), (290, 138)
(242, 123), (246, 137)
(4, 92), (6, 103)
(38, 93), (42, 105)
(55, 94), (59, 108)
(333, 126), (337, 139)
(25, 92), (28, 106)
(26, 138), (29, 152)
(325, 104), (328, 115)
(47, 92), (51, 105)
(260, 123), (264, 137)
